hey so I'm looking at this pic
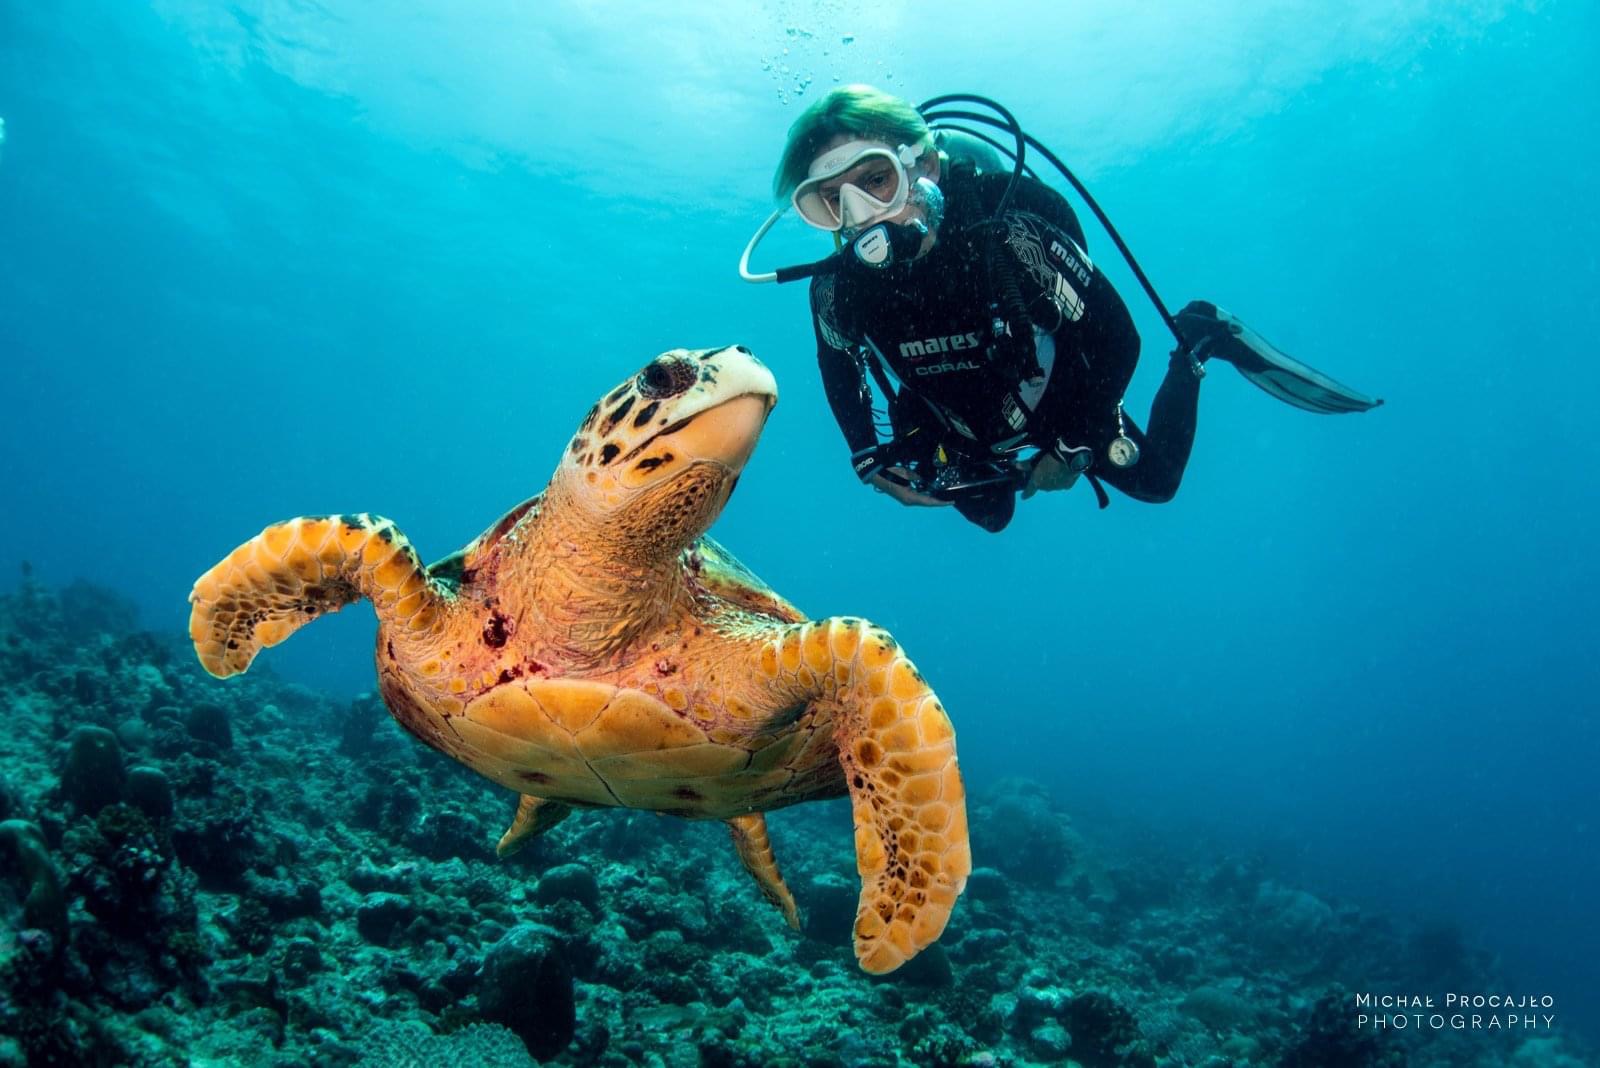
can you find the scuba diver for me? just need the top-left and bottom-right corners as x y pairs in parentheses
(739, 85), (1381, 532)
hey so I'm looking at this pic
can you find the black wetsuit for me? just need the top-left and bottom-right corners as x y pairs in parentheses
(810, 170), (1201, 531)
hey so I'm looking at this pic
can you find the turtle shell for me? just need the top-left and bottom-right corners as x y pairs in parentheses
(687, 536), (805, 623)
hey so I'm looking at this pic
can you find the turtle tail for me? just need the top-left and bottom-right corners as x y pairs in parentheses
(189, 513), (444, 679)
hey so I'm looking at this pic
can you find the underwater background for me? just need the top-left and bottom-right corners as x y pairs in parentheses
(1, 1), (1596, 1065)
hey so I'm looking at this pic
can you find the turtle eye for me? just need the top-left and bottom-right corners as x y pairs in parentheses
(638, 356), (697, 399)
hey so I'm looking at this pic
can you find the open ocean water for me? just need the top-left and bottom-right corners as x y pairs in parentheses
(1, 3), (1596, 1065)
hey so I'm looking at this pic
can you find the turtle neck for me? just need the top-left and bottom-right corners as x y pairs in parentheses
(496, 475), (690, 670)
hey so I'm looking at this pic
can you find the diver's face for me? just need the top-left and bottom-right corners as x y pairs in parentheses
(814, 134), (942, 256)
(814, 153), (904, 226)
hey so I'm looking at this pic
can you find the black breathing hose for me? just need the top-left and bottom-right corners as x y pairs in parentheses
(984, 230), (1042, 378)
(934, 123), (1041, 180)
(918, 94), (1026, 220)
(918, 95), (1191, 354)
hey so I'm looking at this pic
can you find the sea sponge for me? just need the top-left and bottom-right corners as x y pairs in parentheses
(478, 926), (576, 1059)
(60, 725), (125, 813)
(1063, 991), (1157, 1068)
(982, 778), (1074, 886)
(0, 819), (67, 942)
(1180, 984), (1259, 1032)
(124, 766), (175, 822)
(184, 702), (233, 751)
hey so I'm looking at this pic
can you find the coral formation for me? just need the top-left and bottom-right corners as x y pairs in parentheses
(478, 926), (577, 1058)
(0, 572), (1590, 1067)
(0, 819), (66, 942)
(59, 726), (126, 814)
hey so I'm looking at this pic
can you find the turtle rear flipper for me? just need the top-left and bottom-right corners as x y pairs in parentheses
(727, 813), (801, 930)
(496, 795), (573, 857)
(189, 513), (444, 678)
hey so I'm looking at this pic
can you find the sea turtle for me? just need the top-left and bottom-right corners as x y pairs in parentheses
(188, 345), (969, 973)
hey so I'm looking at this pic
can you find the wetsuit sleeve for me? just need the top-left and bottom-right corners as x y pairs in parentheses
(973, 173), (1087, 250)
(1011, 214), (1142, 454)
(1005, 178), (1087, 251)
(996, 204), (1201, 503)
(810, 275), (879, 457)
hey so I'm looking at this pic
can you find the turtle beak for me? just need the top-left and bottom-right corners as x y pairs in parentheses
(663, 393), (771, 473)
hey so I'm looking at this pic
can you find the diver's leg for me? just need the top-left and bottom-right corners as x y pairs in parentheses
(726, 813), (801, 929)
(1175, 301), (1382, 413)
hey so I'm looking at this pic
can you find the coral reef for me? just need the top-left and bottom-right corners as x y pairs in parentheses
(0, 571), (1590, 1067)
(0, 819), (66, 943)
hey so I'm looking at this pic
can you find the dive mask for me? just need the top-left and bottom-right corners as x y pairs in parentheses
(792, 140), (927, 232)
(736, 138), (936, 283)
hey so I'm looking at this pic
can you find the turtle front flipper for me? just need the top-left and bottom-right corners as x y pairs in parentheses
(761, 619), (970, 974)
(189, 514), (445, 678)
(726, 813), (800, 930)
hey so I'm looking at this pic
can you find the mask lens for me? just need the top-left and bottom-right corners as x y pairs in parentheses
(793, 185), (844, 230)
(792, 145), (904, 231)
(839, 157), (901, 211)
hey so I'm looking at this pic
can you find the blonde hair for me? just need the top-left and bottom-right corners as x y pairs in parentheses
(772, 85), (931, 199)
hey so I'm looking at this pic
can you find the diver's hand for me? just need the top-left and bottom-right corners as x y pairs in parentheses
(870, 469), (951, 507)
(1021, 452), (1084, 499)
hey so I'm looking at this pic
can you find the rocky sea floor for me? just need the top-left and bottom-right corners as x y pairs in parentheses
(0, 571), (1591, 1068)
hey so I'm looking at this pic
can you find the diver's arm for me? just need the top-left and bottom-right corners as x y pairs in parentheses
(1012, 179), (1087, 251)
(812, 311), (948, 507)
(812, 279), (947, 505)
(1023, 215), (1142, 453)
(810, 276), (879, 457)
(815, 341), (946, 507)
(1004, 211), (1201, 503)
(816, 339), (879, 457)
(976, 172), (1087, 250)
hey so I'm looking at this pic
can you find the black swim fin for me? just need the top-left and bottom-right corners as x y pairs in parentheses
(1175, 300), (1383, 414)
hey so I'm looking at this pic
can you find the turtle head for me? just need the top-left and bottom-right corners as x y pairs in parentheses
(553, 346), (778, 558)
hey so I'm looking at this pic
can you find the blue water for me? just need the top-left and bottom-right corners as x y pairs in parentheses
(3, 0), (1596, 1042)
